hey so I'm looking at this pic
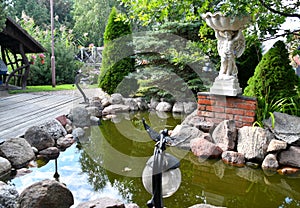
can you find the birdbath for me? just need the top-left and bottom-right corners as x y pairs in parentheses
(202, 12), (250, 96)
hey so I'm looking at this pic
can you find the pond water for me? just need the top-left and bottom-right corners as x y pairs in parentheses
(10, 112), (300, 207)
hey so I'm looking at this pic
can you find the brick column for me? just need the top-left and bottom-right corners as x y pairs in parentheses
(197, 92), (257, 128)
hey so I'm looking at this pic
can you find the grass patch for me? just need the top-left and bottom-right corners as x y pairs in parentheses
(9, 84), (77, 94)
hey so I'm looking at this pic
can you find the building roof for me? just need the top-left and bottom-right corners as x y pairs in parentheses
(0, 17), (46, 54)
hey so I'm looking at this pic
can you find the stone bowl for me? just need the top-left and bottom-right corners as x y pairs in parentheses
(201, 12), (250, 31)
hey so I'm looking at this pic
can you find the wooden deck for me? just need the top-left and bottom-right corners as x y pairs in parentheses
(0, 93), (82, 141)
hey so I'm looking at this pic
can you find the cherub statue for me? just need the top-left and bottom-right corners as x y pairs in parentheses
(215, 29), (245, 80)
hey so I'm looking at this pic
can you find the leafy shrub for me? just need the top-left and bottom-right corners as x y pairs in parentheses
(98, 7), (135, 94)
(244, 40), (300, 126)
(244, 40), (299, 100)
(19, 14), (83, 86)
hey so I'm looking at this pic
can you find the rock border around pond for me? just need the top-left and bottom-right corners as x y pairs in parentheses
(1, 90), (300, 207)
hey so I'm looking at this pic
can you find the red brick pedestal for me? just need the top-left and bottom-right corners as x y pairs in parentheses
(197, 92), (257, 128)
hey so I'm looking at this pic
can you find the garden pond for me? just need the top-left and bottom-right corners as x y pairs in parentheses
(10, 112), (300, 207)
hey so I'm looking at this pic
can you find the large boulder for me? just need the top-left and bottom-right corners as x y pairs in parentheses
(0, 138), (35, 169)
(267, 139), (287, 153)
(170, 125), (204, 150)
(278, 146), (300, 168)
(183, 102), (197, 114)
(181, 110), (213, 132)
(156, 101), (172, 112)
(39, 119), (67, 140)
(262, 153), (279, 170)
(76, 197), (125, 208)
(69, 106), (91, 127)
(109, 93), (124, 104)
(102, 104), (130, 115)
(124, 98), (139, 111)
(212, 120), (237, 151)
(24, 126), (54, 151)
(0, 181), (19, 208)
(0, 157), (11, 179)
(264, 112), (300, 145)
(172, 101), (184, 113)
(221, 151), (245, 167)
(18, 179), (74, 208)
(237, 126), (272, 162)
(190, 137), (223, 159)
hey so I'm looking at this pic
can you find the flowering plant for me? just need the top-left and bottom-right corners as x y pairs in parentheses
(39, 53), (45, 64)
(30, 55), (36, 64)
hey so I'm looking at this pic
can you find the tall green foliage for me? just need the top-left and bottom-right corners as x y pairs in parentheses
(244, 40), (299, 100)
(72, 0), (114, 46)
(19, 15), (82, 85)
(98, 7), (134, 94)
(7, 0), (74, 29)
(237, 37), (262, 91)
(0, 0), (7, 32)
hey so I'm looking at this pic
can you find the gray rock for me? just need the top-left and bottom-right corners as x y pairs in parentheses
(39, 119), (67, 140)
(109, 93), (124, 105)
(124, 98), (139, 111)
(69, 106), (91, 127)
(264, 112), (300, 145)
(183, 102), (197, 114)
(181, 110), (213, 132)
(24, 126), (54, 151)
(72, 128), (85, 141)
(0, 181), (18, 208)
(156, 101), (172, 112)
(90, 116), (100, 125)
(135, 97), (148, 110)
(212, 120), (237, 151)
(149, 98), (159, 109)
(267, 139), (287, 153)
(102, 104), (130, 115)
(57, 135), (75, 151)
(172, 102), (184, 113)
(38, 147), (60, 160)
(0, 138), (35, 169)
(221, 151), (245, 167)
(278, 146), (300, 168)
(262, 153), (279, 170)
(18, 179), (74, 208)
(86, 106), (102, 117)
(170, 125), (204, 150)
(0, 157), (11, 179)
(237, 126), (272, 162)
(190, 137), (223, 159)
(101, 97), (110, 107)
(76, 197), (124, 208)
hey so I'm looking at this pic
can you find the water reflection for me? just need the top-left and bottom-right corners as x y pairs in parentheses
(10, 112), (300, 207)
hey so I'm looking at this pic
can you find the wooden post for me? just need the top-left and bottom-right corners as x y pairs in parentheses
(50, 0), (56, 87)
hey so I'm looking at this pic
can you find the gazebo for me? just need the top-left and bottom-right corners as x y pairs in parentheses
(0, 17), (46, 89)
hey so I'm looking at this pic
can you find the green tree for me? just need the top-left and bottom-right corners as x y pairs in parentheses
(7, 0), (74, 29)
(72, 0), (114, 46)
(98, 7), (135, 94)
(0, 0), (7, 32)
(244, 40), (299, 100)
(18, 14), (82, 85)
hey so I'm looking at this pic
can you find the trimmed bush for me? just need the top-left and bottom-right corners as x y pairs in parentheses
(98, 7), (135, 94)
(244, 40), (299, 100)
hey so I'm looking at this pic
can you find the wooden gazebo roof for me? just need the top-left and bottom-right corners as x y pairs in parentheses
(0, 17), (46, 54)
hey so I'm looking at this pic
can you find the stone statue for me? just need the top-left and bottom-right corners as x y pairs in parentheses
(215, 29), (245, 80)
(201, 12), (250, 96)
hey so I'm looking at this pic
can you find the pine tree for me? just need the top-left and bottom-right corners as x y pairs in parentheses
(98, 7), (135, 94)
(244, 40), (299, 100)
